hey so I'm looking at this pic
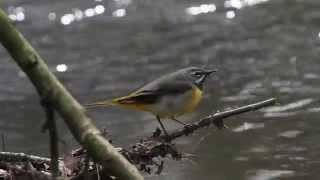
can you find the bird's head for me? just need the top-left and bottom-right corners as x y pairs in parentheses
(182, 66), (217, 89)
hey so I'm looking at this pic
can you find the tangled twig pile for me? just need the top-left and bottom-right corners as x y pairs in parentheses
(122, 98), (276, 174)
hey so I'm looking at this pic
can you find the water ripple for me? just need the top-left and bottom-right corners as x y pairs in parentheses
(263, 111), (298, 118)
(248, 169), (294, 180)
(233, 122), (265, 132)
(262, 98), (314, 113)
(278, 130), (303, 138)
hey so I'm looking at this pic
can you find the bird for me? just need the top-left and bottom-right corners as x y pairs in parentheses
(85, 66), (216, 137)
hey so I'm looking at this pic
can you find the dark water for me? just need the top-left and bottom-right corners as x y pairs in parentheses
(1, 0), (320, 179)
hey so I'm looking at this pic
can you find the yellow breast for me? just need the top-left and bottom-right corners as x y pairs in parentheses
(181, 87), (203, 114)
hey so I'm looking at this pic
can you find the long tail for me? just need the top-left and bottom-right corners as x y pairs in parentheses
(85, 93), (146, 109)
(84, 100), (114, 108)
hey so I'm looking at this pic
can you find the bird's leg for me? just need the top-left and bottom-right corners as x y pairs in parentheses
(170, 116), (195, 135)
(170, 116), (187, 126)
(156, 116), (169, 137)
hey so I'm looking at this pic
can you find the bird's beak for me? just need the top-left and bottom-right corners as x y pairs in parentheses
(194, 69), (217, 88)
(204, 69), (217, 76)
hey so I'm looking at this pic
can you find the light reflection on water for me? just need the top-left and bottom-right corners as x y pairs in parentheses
(225, 0), (270, 9)
(262, 98), (314, 113)
(248, 169), (294, 180)
(7, 6), (25, 22)
(1, 0), (320, 180)
(114, 0), (132, 7)
(185, 4), (216, 16)
(278, 130), (302, 138)
(112, 8), (126, 18)
(60, 4), (106, 25)
(48, 12), (57, 21)
(233, 122), (265, 132)
(56, 64), (68, 72)
(226, 10), (236, 19)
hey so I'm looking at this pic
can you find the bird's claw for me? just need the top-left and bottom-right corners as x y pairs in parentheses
(213, 119), (228, 130)
(183, 124), (196, 135)
(152, 127), (162, 138)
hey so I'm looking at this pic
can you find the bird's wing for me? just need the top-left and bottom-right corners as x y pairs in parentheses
(113, 81), (193, 105)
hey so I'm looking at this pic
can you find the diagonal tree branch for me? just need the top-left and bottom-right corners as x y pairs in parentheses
(0, 9), (143, 180)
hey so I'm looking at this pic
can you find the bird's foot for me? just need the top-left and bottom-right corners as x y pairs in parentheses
(152, 127), (162, 138)
(183, 124), (196, 135)
(152, 127), (171, 142)
(213, 119), (229, 129)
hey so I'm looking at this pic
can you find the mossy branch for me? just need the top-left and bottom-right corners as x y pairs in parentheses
(0, 9), (143, 180)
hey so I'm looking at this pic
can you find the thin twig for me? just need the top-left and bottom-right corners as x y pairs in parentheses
(161, 98), (277, 141)
(96, 163), (101, 180)
(83, 153), (90, 180)
(0, 162), (52, 180)
(41, 98), (60, 179)
(0, 152), (52, 164)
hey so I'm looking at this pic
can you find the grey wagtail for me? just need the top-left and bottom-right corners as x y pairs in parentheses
(85, 67), (216, 136)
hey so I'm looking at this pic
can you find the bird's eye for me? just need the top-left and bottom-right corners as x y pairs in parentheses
(192, 71), (202, 78)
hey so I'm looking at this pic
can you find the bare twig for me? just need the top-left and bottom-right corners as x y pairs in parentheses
(161, 98), (276, 141)
(41, 98), (60, 179)
(96, 163), (101, 180)
(0, 162), (52, 180)
(0, 152), (52, 164)
(83, 153), (90, 180)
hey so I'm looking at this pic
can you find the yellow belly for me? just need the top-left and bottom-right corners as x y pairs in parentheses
(152, 87), (203, 118)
